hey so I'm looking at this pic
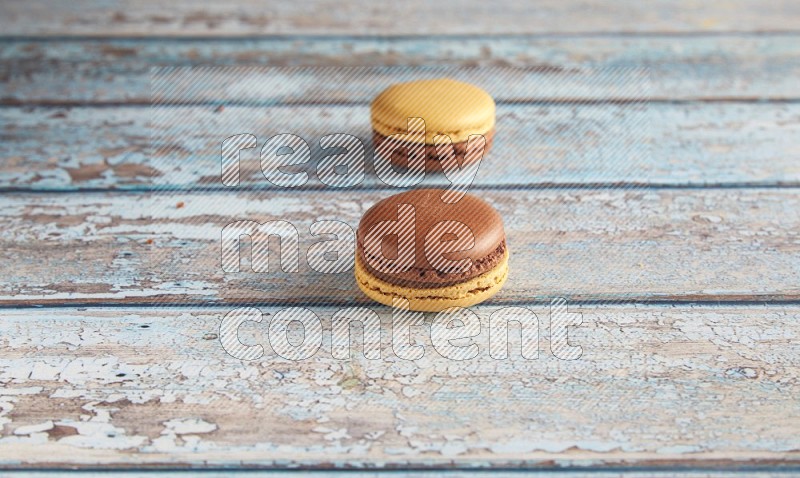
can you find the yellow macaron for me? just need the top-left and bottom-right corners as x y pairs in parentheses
(371, 78), (496, 170)
(371, 78), (496, 144)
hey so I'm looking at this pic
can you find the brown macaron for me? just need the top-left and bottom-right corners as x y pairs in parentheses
(354, 189), (509, 311)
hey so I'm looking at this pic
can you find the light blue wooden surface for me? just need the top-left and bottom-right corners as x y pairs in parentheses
(3, 471), (800, 477)
(2, 0), (799, 36)
(1, 188), (799, 306)
(0, 0), (798, 473)
(4, 471), (800, 477)
(2, 35), (800, 104)
(3, 102), (799, 190)
(0, 306), (798, 469)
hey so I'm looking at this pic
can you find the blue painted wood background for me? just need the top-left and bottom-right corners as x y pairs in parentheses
(0, 1), (798, 475)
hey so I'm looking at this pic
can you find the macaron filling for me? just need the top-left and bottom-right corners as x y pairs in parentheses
(358, 239), (507, 288)
(371, 128), (495, 168)
(354, 248), (509, 311)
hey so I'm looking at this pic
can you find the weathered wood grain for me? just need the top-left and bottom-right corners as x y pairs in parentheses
(1, 0), (797, 474)
(3, 102), (799, 190)
(1, 189), (798, 306)
(0, 305), (797, 468)
(4, 474), (797, 478)
(2, 0), (799, 36)
(2, 474), (796, 478)
(2, 36), (800, 103)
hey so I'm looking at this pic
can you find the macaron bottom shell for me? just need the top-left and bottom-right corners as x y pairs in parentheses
(354, 248), (509, 312)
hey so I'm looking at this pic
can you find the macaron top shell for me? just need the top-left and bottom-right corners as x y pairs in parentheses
(370, 78), (496, 144)
(357, 189), (506, 287)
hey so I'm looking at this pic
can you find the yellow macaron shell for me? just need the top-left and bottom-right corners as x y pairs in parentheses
(371, 78), (496, 144)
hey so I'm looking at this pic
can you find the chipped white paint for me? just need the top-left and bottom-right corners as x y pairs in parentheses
(0, 283), (217, 303)
(162, 418), (217, 435)
(0, 306), (797, 468)
(13, 422), (53, 436)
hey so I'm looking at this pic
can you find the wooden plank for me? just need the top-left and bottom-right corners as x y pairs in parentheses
(1, 188), (798, 306)
(3, 102), (800, 191)
(4, 474), (795, 478)
(0, 305), (797, 469)
(3, 474), (799, 478)
(1, 0), (799, 36)
(2, 36), (800, 103)
(3, 474), (796, 478)
(1, 474), (794, 478)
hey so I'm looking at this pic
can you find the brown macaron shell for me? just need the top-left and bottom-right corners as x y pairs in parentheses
(372, 128), (495, 173)
(357, 189), (506, 288)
